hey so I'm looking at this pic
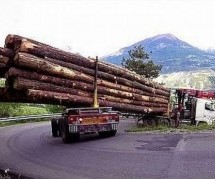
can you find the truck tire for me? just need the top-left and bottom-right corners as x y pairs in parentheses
(61, 121), (71, 144)
(160, 118), (171, 127)
(51, 118), (59, 137)
(60, 120), (80, 143)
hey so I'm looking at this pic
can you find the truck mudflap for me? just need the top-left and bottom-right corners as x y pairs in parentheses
(69, 122), (118, 133)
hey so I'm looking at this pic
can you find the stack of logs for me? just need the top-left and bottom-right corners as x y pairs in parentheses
(0, 34), (170, 114)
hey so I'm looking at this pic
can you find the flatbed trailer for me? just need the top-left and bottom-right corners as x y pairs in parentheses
(51, 107), (119, 143)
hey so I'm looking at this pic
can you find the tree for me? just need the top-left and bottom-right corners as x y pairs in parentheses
(122, 45), (162, 79)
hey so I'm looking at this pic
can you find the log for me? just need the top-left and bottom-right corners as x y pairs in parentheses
(0, 47), (15, 58)
(27, 89), (168, 114)
(14, 52), (94, 84)
(0, 87), (30, 103)
(0, 55), (10, 65)
(13, 77), (168, 108)
(100, 95), (168, 108)
(44, 56), (170, 96)
(0, 61), (7, 77)
(12, 77), (169, 104)
(13, 77), (93, 98)
(14, 52), (169, 97)
(6, 67), (169, 99)
(0, 56), (9, 77)
(0, 62), (6, 68)
(5, 34), (169, 92)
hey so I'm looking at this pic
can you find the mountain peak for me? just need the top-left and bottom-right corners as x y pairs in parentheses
(150, 33), (178, 41)
(145, 33), (184, 43)
(104, 33), (215, 74)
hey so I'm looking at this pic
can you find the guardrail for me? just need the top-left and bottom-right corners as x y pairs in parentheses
(0, 113), (62, 122)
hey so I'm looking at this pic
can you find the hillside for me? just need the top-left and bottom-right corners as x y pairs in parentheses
(103, 34), (215, 74)
(155, 69), (215, 90)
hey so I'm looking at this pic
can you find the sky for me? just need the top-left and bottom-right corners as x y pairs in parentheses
(0, 0), (215, 57)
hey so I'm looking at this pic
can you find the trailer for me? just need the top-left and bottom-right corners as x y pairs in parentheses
(50, 57), (120, 143)
(51, 107), (119, 143)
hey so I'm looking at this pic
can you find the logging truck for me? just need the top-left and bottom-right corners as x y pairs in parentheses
(51, 57), (120, 143)
(137, 88), (215, 127)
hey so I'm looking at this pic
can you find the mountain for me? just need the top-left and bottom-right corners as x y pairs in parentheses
(155, 69), (215, 90)
(103, 34), (215, 74)
(207, 48), (215, 54)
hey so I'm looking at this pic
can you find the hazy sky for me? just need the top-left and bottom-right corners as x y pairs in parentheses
(0, 0), (214, 57)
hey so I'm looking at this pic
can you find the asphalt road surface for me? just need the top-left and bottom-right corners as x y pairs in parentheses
(1, 119), (215, 179)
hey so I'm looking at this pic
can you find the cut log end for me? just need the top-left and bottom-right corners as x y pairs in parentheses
(4, 34), (13, 47)
(19, 40), (39, 53)
(0, 56), (9, 64)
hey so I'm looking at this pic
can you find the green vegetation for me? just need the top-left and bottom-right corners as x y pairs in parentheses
(11, 105), (48, 116)
(0, 103), (64, 117)
(0, 78), (5, 87)
(122, 45), (162, 79)
(45, 104), (64, 113)
(126, 123), (215, 133)
(0, 103), (46, 117)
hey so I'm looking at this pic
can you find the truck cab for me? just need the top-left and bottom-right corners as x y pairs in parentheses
(51, 107), (119, 143)
(172, 88), (215, 125)
(195, 98), (215, 125)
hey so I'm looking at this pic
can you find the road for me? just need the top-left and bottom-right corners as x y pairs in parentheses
(1, 119), (215, 179)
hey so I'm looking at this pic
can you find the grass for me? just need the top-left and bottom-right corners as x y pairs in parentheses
(10, 106), (49, 116)
(0, 105), (51, 127)
(126, 123), (215, 133)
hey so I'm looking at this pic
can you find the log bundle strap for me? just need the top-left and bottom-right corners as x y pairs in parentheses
(0, 34), (170, 114)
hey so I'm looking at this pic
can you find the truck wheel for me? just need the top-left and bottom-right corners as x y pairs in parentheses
(61, 122), (71, 144)
(160, 118), (171, 127)
(51, 118), (59, 137)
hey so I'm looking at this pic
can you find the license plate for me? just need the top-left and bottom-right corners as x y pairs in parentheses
(82, 117), (104, 124)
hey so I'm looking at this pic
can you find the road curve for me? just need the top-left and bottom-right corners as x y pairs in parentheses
(1, 119), (215, 179)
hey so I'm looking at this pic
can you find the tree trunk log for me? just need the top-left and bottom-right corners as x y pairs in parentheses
(0, 65), (6, 77)
(14, 52), (169, 97)
(5, 34), (169, 92)
(6, 67), (169, 100)
(0, 58), (7, 77)
(0, 87), (30, 103)
(12, 77), (169, 104)
(27, 89), (168, 114)
(0, 62), (6, 68)
(44, 56), (170, 96)
(13, 77), (93, 98)
(100, 95), (168, 108)
(0, 55), (10, 65)
(14, 52), (94, 84)
(0, 47), (15, 58)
